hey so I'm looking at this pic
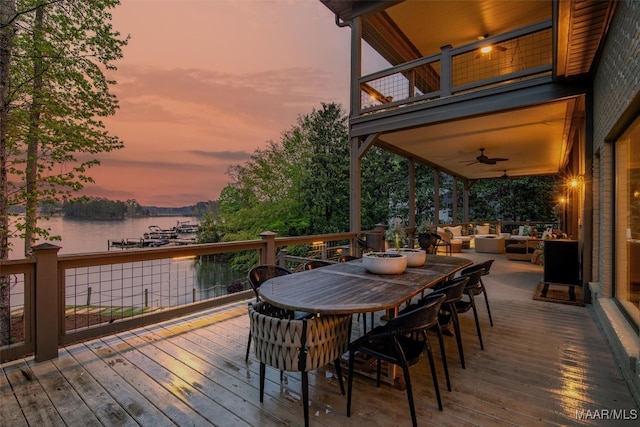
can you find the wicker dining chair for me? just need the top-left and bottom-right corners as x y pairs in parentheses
(347, 293), (447, 427)
(245, 265), (303, 362)
(249, 301), (351, 427)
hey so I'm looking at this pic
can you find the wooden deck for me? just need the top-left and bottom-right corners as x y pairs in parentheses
(2, 252), (639, 426)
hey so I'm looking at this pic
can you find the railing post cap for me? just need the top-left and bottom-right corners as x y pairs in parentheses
(260, 231), (277, 237)
(31, 243), (61, 252)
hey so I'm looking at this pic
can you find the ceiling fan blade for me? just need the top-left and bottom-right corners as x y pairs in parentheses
(484, 159), (497, 165)
(495, 45), (507, 52)
(491, 157), (509, 162)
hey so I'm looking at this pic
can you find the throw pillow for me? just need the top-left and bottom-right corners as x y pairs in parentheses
(476, 225), (490, 234)
(449, 225), (462, 236)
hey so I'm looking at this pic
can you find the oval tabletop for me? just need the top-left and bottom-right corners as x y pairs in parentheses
(259, 254), (473, 315)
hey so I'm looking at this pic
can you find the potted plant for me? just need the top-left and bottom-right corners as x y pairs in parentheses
(416, 220), (432, 251)
(385, 217), (426, 266)
(385, 217), (407, 250)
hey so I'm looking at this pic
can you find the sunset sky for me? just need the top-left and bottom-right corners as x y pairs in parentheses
(89, 0), (354, 207)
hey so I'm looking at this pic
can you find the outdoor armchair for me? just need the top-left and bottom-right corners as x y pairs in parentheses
(245, 265), (312, 362)
(249, 301), (351, 427)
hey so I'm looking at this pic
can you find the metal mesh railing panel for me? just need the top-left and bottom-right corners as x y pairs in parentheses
(452, 28), (552, 88)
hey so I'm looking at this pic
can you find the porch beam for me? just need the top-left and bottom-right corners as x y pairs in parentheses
(350, 79), (590, 137)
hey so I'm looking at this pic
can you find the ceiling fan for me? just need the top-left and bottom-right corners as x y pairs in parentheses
(475, 35), (507, 58)
(464, 148), (509, 165)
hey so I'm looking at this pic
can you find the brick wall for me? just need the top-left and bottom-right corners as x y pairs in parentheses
(594, 1), (640, 145)
(592, 0), (640, 294)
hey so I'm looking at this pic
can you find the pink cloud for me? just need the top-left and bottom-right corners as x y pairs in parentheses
(91, 0), (350, 207)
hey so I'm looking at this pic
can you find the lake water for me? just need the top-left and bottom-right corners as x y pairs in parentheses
(5, 216), (245, 312)
(8, 215), (200, 258)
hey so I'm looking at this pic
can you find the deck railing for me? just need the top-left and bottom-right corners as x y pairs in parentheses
(358, 20), (552, 115)
(0, 231), (359, 363)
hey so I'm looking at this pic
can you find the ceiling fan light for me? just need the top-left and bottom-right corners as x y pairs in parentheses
(480, 45), (492, 54)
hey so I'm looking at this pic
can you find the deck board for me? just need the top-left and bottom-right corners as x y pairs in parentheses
(2, 253), (639, 426)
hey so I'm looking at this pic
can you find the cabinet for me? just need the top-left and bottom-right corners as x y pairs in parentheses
(544, 240), (579, 285)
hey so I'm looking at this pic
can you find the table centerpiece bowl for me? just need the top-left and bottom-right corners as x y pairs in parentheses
(362, 252), (407, 274)
(386, 248), (426, 267)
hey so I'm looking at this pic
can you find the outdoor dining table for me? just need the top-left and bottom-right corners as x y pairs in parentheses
(259, 254), (473, 316)
(258, 254), (473, 384)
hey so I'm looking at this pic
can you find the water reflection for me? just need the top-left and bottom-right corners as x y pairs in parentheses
(193, 255), (246, 300)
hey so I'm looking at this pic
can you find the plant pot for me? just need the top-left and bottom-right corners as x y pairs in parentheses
(387, 248), (426, 267)
(417, 233), (431, 251)
(362, 252), (407, 275)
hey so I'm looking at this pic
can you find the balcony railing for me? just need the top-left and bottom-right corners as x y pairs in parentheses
(0, 231), (359, 363)
(359, 21), (552, 115)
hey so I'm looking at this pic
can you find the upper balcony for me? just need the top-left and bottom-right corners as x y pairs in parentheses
(358, 21), (552, 116)
(321, 0), (615, 183)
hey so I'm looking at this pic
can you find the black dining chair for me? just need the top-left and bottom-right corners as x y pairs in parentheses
(454, 269), (485, 350)
(460, 259), (495, 327)
(418, 232), (436, 254)
(249, 301), (351, 427)
(434, 231), (452, 255)
(303, 259), (332, 270)
(430, 275), (470, 369)
(347, 293), (447, 426)
(338, 254), (374, 332)
(245, 265), (312, 362)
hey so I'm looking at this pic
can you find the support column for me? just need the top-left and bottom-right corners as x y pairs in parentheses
(463, 179), (470, 222)
(407, 158), (416, 248)
(434, 170), (441, 225)
(452, 176), (458, 222)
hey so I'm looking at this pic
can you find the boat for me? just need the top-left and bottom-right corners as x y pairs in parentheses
(175, 221), (199, 234)
(109, 238), (145, 249)
(144, 225), (177, 240)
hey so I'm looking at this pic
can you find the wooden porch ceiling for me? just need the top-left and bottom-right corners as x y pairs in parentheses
(321, 0), (615, 180)
(376, 97), (582, 181)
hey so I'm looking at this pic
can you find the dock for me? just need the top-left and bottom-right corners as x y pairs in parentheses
(108, 237), (196, 250)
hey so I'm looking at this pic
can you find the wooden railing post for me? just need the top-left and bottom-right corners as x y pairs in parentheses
(260, 231), (277, 265)
(440, 44), (452, 97)
(32, 243), (61, 362)
(278, 247), (288, 268)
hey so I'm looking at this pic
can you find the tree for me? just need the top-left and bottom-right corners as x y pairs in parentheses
(0, 0), (127, 344)
(299, 103), (350, 234)
(470, 175), (561, 222)
(7, 0), (127, 255)
(361, 147), (410, 229)
(0, 0), (17, 348)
